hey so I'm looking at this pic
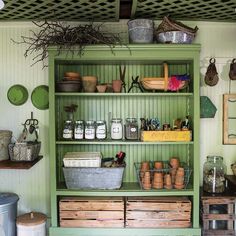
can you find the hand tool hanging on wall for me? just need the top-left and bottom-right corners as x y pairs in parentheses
(204, 58), (219, 86)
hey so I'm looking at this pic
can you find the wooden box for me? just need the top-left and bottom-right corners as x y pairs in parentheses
(59, 197), (124, 228)
(126, 197), (191, 228)
(201, 195), (236, 236)
(141, 130), (192, 142)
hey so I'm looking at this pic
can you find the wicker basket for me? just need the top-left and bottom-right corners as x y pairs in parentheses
(156, 16), (198, 36)
(140, 63), (189, 91)
(63, 152), (102, 167)
(8, 141), (41, 161)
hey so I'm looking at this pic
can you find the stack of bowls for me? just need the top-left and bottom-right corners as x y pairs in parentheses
(56, 72), (82, 92)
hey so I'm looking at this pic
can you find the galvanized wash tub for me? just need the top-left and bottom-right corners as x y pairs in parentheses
(63, 167), (125, 190)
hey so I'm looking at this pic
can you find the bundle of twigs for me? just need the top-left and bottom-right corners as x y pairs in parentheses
(12, 21), (124, 67)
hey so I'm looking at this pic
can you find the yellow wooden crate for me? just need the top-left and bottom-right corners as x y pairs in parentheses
(141, 131), (192, 142)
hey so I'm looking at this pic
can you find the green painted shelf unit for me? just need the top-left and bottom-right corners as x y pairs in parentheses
(48, 44), (201, 236)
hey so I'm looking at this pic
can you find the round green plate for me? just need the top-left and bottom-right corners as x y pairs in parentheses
(31, 85), (49, 110)
(7, 84), (28, 106)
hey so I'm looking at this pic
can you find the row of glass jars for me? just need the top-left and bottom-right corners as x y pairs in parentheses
(62, 118), (139, 140)
(63, 120), (106, 140)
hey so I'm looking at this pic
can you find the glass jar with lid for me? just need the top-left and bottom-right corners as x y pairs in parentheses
(84, 121), (95, 140)
(96, 120), (107, 140)
(111, 118), (123, 140)
(63, 120), (73, 139)
(74, 120), (84, 140)
(125, 118), (138, 140)
(203, 156), (226, 193)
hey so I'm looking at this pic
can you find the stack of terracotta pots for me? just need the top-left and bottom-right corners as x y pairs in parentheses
(164, 174), (172, 189)
(174, 167), (185, 189)
(169, 157), (180, 184)
(140, 162), (151, 190)
(139, 158), (185, 190)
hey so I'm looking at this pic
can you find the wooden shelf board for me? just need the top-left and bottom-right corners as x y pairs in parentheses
(49, 226), (201, 236)
(0, 156), (43, 169)
(56, 140), (194, 145)
(55, 92), (193, 97)
(56, 182), (194, 196)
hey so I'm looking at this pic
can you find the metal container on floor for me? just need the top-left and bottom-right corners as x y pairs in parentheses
(0, 193), (19, 236)
(17, 212), (47, 236)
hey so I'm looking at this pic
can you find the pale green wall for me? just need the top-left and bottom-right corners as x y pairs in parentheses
(0, 20), (235, 221)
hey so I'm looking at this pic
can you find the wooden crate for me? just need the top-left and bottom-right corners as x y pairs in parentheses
(141, 130), (192, 142)
(126, 197), (191, 228)
(201, 196), (236, 236)
(59, 197), (124, 228)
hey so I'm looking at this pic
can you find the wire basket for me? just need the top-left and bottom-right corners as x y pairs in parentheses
(8, 141), (41, 161)
(134, 161), (192, 190)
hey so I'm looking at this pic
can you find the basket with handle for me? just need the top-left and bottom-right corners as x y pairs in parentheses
(8, 141), (41, 161)
(156, 16), (198, 36)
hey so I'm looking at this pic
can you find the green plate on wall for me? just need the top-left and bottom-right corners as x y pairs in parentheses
(7, 84), (28, 106)
(31, 85), (49, 110)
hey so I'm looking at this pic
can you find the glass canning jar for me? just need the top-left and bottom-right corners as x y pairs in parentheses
(96, 120), (107, 140)
(84, 121), (95, 140)
(74, 120), (84, 140)
(62, 120), (73, 139)
(111, 118), (123, 140)
(203, 156), (226, 193)
(125, 118), (138, 140)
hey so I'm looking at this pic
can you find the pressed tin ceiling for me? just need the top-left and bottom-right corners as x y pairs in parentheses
(0, 0), (236, 22)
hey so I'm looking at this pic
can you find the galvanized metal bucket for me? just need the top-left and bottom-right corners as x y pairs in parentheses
(127, 19), (154, 43)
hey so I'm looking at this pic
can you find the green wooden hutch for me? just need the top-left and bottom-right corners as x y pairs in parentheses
(48, 44), (201, 236)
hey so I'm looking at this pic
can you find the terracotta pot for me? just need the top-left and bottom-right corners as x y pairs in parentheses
(112, 80), (122, 93)
(154, 161), (163, 169)
(96, 84), (107, 93)
(82, 76), (97, 92)
(141, 161), (150, 171)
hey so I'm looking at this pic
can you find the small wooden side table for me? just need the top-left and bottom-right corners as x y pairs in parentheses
(201, 176), (236, 236)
